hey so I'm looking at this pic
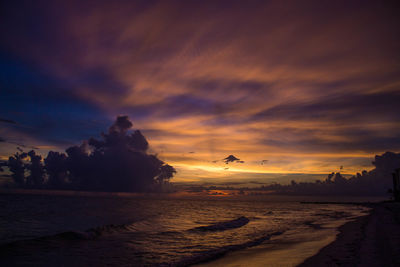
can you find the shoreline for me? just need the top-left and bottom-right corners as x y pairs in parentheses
(193, 203), (368, 267)
(299, 202), (400, 266)
(1, 195), (397, 266)
(194, 202), (400, 267)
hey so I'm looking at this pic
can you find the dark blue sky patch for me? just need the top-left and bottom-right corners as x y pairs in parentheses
(0, 54), (110, 148)
(68, 68), (130, 98)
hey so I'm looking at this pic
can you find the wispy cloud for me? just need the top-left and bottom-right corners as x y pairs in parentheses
(1, 0), (399, 182)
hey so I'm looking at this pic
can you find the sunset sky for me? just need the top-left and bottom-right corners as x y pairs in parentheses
(1, 0), (399, 184)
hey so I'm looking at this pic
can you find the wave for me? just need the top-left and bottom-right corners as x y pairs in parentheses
(190, 216), (250, 232)
(303, 221), (323, 230)
(0, 222), (138, 247)
(313, 211), (351, 219)
(173, 230), (284, 266)
(54, 223), (137, 240)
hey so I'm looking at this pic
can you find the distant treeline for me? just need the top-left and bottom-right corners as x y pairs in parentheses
(0, 116), (176, 192)
(185, 152), (400, 196)
(265, 152), (400, 196)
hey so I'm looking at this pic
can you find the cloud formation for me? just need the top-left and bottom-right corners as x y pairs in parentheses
(224, 155), (241, 164)
(0, 1), (399, 182)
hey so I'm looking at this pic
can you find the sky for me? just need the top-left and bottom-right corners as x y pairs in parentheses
(1, 0), (399, 184)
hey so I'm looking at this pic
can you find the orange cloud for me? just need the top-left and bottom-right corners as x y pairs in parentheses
(1, 1), (399, 184)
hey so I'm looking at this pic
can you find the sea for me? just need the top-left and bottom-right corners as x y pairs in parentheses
(0, 193), (379, 266)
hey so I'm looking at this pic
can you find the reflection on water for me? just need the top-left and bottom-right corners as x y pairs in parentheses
(0, 194), (370, 266)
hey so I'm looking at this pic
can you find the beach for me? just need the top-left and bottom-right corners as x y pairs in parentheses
(300, 202), (400, 267)
(195, 202), (400, 267)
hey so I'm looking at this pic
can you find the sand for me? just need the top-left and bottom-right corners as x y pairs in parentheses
(194, 228), (339, 267)
(195, 202), (400, 267)
(299, 202), (400, 267)
(194, 210), (355, 267)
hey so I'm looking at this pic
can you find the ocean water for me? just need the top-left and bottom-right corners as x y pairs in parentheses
(0, 193), (371, 266)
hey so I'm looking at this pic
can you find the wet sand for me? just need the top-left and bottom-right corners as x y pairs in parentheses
(299, 202), (400, 267)
(194, 210), (357, 267)
(195, 202), (400, 267)
(194, 228), (339, 267)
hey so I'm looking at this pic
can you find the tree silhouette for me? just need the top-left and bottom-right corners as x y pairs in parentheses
(26, 150), (45, 188)
(8, 151), (28, 186)
(156, 164), (176, 185)
(44, 151), (68, 188)
(65, 143), (91, 188)
(0, 160), (7, 172)
(250, 152), (400, 196)
(4, 116), (176, 192)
